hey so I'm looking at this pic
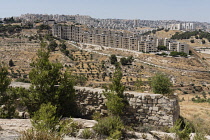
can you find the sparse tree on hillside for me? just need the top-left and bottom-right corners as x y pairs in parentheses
(9, 59), (14, 67)
(110, 54), (117, 65)
(150, 73), (172, 95)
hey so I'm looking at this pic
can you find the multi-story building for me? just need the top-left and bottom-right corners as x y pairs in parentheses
(168, 41), (189, 54)
(129, 37), (138, 50)
(52, 24), (189, 54)
(167, 23), (197, 31)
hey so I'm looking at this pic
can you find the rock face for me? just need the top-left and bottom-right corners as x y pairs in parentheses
(74, 86), (180, 128)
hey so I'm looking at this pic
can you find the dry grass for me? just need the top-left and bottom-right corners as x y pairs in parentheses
(18, 129), (62, 140)
(154, 30), (182, 39)
(179, 94), (210, 134)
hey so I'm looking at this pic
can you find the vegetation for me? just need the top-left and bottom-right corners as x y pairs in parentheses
(9, 59), (14, 67)
(150, 73), (172, 95)
(171, 30), (210, 42)
(18, 129), (62, 140)
(31, 103), (59, 132)
(109, 69), (125, 98)
(93, 116), (124, 139)
(191, 94), (210, 103)
(158, 45), (167, 51)
(190, 39), (195, 43)
(104, 91), (125, 116)
(0, 64), (18, 118)
(110, 54), (117, 65)
(37, 24), (51, 30)
(170, 51), (188, 57)
(169, 118), (195, 140)
(48, 41), (58, 51)
(22, 42), (76, 117)
(120, 56), (134, 65)
(0, 24), (22, 35)
(59, 118), (81, 137)
(80, 128), (94, 139)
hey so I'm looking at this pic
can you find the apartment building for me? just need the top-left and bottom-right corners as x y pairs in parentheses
(52, 24), (188, 54)
(138, 40), (157, 52)
(168, 41), (189, 54)
(177, 43), (189, 54)
(129, 37), (138, 50)
(122, 37), (130, 50)
(169, 42), (180, 52)
(113, 35), (122, 48)
(167, 23), (196, 31)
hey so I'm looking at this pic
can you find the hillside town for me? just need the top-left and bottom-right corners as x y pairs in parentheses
(1, 10), (210, 140)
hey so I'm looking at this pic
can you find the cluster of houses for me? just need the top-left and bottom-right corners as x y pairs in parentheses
(52, 24), (189, 54)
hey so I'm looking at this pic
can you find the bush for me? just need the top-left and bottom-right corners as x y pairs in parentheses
(169, 119), (193, 140)
(193, 132), (207, 140)
(104, 92), (125, 116)
(80, 128), (93, 139)
(92, 112), (102, 121)
(150, 73), (172, 95)
(18, 129), (62, 140)
(93, 116), (124, 139)
(31, 103), (59, 132)
(59, 118), (81, 137)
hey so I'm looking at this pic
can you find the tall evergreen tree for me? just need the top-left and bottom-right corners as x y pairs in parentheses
(25, 42), (76, 117)
(109, 69), (125, 98)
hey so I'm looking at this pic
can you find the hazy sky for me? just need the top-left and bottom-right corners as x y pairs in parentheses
(1, 0), (210, 22)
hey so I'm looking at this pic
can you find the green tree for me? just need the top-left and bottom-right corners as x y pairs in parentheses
(150, 73), (172, 95)
(120, 57), (128, 65)
(202, 40), (206, 44)
(127, 55), (134, 64)
(59, 43), (67, 50)
(109, 69), (125, 98)
(110, 54), (117, 65)
(104, 92), (124, 116)
(0, 65), (10, 95)
(190, 40), (195, 43)
(24, 43), (76, 117)
(31, 103), (59, 132)
(158, 45), (167, 51)
(9, 59), (14, 67)
(0, 65), (17, 118)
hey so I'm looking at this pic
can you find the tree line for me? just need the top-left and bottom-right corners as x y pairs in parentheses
(171, 30), (210, 42)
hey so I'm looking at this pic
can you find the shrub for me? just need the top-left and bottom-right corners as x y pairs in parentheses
(93, 116), (124, 139)
(193, 132), (207, 140)
(18, 129), (62, 140)
(104, 92), (125, 116)
(150, 73), (172, 95)
(59, 118), (81, 137)
(169, 119), (193, 140)
(92, 112), (102, 121)
(81, 128), (93, 139)
(31, 103), (59, 132)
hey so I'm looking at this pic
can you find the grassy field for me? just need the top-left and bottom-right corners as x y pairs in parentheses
(179, 93), (210, 134)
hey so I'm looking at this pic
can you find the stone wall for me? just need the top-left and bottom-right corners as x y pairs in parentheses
(74, 86), (180, 128)
(9, 82), (180, 128)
